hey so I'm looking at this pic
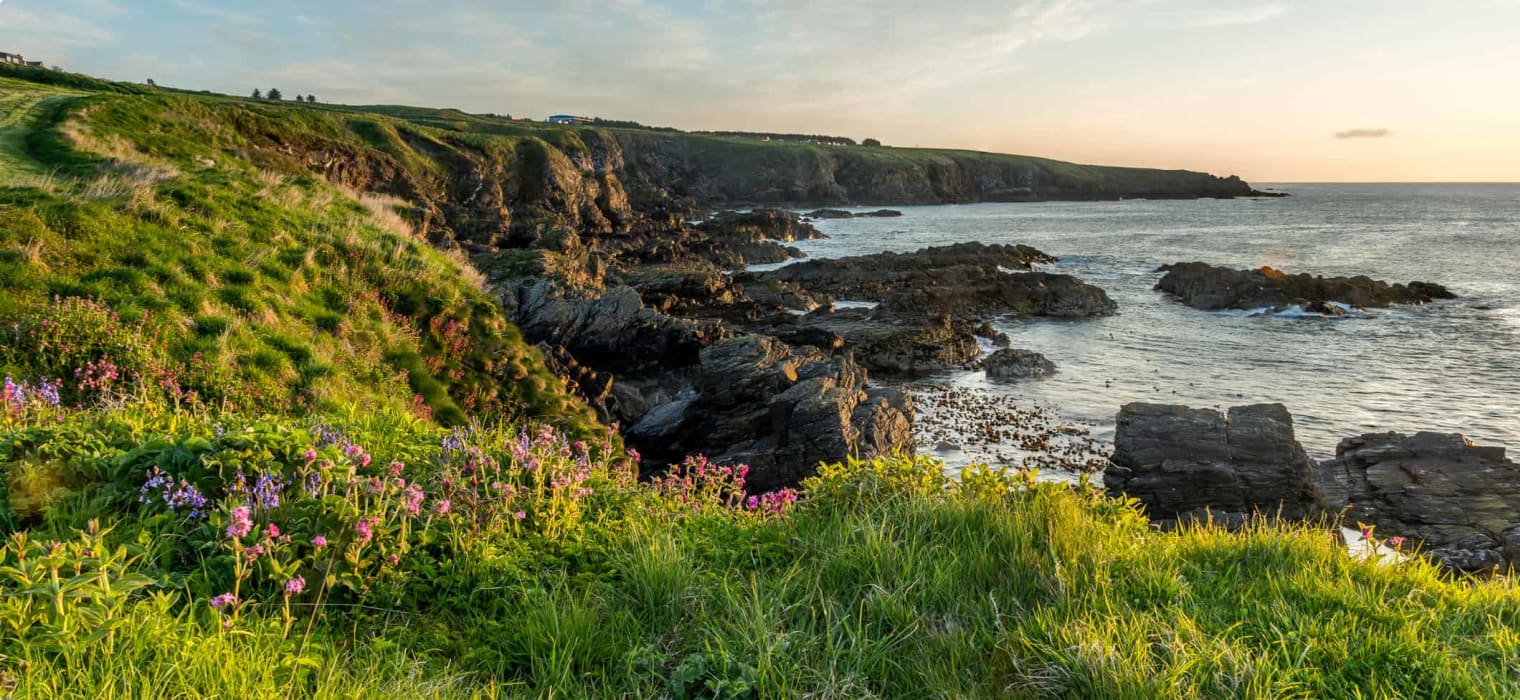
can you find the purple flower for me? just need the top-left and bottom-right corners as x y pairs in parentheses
(284, 576), (305, 596)
(226, 506), (253, 539)
(312, 535), (328, 549)
(210, 592), (239, 610)
(252, 471), (283, 510)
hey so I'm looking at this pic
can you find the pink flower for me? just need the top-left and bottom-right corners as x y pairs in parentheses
(264, 523), (280, 539)
(387, 553), (399, 566)
(303, 449), (317, 462)
(1360, 527), (1373, 540)
(360, 454), (372, 467)
(312, 535), (328, 549)
(434, 499), (451, 515)
(210, 592), (239, 610)
(514, 511), (527, 520)
(1388, 536), (1406, 548)
(403, 484), (424, 515)
(245, 544), (265, 561)
(355, 516), (377, 544)
(226, 506), (253, 539)
(284, 576), (305, 596)
(389, 461), (405, 476)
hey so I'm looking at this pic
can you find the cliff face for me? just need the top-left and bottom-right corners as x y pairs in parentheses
(610, 130), (1259, 206)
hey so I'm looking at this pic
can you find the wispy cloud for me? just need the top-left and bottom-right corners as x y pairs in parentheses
(1334, 128), (1391, 139)
(1183, 3), (1290, 28)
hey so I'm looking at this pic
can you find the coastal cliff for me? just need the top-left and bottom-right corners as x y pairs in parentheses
(611, 129), (1264, 205)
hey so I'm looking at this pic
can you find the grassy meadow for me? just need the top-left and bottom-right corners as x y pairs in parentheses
(0, 66), (1517, 699)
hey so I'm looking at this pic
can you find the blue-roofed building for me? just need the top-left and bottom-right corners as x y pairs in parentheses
(547, 114), (591, 125)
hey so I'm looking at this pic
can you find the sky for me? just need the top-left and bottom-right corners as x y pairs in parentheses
(2, 0), (1518, 182)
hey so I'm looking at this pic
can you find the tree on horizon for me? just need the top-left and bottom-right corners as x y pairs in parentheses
(251, 88), (262, 99)
(267, 88), (283, 101)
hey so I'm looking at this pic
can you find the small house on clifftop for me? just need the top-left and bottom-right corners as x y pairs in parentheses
(0, 52), (44, 67)
(547, 114), (591, 125)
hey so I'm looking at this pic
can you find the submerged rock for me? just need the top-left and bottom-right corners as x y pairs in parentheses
(980, 349), (1056, 381)
(1320, 431), (1520, 574)
(1104, 403), (1328, 526)
(1155, 261), (1455, 313)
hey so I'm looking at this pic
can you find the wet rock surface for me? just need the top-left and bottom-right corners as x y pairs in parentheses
(980, 349), (1056, 382)
(756, 242), (1115, 320)
(804, 208), (903, 219)
(1156, 261), (1455, 312)
(1321, 431), (1520, 573)
(1105, 403), (1328, 526)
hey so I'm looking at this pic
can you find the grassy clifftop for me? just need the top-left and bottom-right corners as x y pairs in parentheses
(0, 71), (594, 431)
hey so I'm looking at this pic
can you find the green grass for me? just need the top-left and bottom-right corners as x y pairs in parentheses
(2, 407), (1518, 698)
(0, 71), (594, 434)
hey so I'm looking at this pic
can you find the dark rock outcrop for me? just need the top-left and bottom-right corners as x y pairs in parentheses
(1320, 432), (1520, 573)
(754, 243), (1115, 320)
(697, 209), (826, 243)
(683, 335), (915, 490)
(1156, 262), (1456, 313)
(1105, 403), (1327, 526)
(972, 322), (1011, 347)
(786, 309), (981, 375)
(804, 208), (903, 219)
(503, 280), (725, 376)
(980, 349), (1056, 381)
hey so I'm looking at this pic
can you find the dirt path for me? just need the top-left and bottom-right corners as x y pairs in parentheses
(0, 80), (80, 182)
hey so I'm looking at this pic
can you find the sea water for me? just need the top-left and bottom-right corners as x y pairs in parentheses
(768, 184), (1520, 464)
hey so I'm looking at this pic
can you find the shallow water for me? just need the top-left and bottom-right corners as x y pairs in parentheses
(770, 184), (1520, 463)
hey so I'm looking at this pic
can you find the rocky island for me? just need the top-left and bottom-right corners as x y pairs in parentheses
(1156, 261), (1456, 314)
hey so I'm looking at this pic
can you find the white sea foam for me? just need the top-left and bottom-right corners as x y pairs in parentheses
(834, 300), (878, 310)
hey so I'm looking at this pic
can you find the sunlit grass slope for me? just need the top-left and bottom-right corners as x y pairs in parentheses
(0, 72), (591, 431)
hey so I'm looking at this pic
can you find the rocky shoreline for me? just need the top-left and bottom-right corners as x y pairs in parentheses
(482, 206), (1120, 489)
(1106, 402), (1520, 574)
(474, 193), (1503, 575)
